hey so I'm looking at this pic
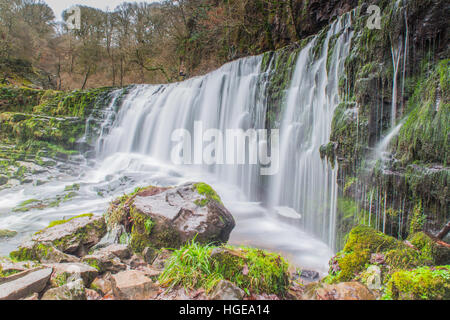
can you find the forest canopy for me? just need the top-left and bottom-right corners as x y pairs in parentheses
(0, 0), (320, 89)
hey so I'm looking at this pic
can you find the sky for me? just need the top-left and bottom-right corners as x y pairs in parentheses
(43, 0), (160, 21)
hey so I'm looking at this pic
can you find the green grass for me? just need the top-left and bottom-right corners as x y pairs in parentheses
(159, 240), (223, 293)
(159, 239), (290, 296)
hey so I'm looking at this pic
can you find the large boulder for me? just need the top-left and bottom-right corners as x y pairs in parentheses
(106, 183), (235, 253)
(10, 214), (106, 262)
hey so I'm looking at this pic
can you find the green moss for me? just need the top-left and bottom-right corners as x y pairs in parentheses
(46, 213), (94, 229)
(83, 257), (101, 272)
(383, 266), (450, 300)
(9, 243), (55, 262)
(51, 272), (70, 287)
(384, 246), (432, 272)
(410, 232), (450, 265)
(409, 201), (426, 235)
(129, 205), (180, 254)
(64, 184), (80, 192)
(327, 226), (399, 283)
(396, 59), (449, 166)
(159, 240), (290, 296)
(194, 183), (223, 206)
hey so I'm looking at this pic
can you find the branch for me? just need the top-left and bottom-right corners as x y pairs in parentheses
(437, 221), (450, 240)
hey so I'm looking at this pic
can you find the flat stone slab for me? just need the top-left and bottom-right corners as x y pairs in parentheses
(0, 268), (52, 300)
(111, 270), (159, 300)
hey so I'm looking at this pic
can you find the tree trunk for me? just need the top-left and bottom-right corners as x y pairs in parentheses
(437, 221), (450, 240)
(81, 66), (91, 90)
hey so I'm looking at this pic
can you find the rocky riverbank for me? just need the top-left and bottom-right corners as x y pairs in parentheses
(1, 183), (448, 300)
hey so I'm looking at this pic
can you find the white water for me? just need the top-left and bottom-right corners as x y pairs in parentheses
(0, 13), (354, 274)
(270, 17), (353, 249)
(374, 121), (404, 162)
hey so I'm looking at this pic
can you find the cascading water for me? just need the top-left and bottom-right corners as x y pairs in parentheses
(270, 16), (353, 249)
(0, 12), (354, 273)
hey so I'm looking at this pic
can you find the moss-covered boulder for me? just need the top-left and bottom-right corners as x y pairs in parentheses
(409, 232), (450, 265)
(326, 226), (437, 283)
(10, 214), (106, 262)
(105, 183), (235, 254)
(383, 266), (450, 300)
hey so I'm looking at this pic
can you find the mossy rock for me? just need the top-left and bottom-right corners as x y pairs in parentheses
(210, 247), (290, 295)
(105, 183), (235, 254)
(10, 214), (106, 261)
(327, 226), (409, 283)
(409, 232), (450, 265)
(384, 266), (450, 300)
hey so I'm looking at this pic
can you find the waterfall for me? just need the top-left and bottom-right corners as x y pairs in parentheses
(93, 14), (354, 249)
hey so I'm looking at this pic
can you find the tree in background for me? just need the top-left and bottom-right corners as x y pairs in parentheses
(0, 0), (324, 89)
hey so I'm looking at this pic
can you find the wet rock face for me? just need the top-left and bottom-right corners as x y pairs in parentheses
(109, 183), (235, 253)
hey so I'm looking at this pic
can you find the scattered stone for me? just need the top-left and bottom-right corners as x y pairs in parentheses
(142, 247), (157, 264)
(0, 175), (8, 186)
(90, 225), (126, 252)
(285, 283), (305, 300)
(91, 275), (113, 296)
(22, 293), (39, 300)
(370, 253), (385, 265)
(209, 280), (245, 300)
(44, 263), (98, 287)
(0, 229), (17, 239)
(303, 282), (376, 300)
(0, 268), (52, 300)
(127, 254), (147, 269)
(86, 288), (101, 300)
(111, 270), (159, 300)
(151, 249), (173, 270)
(98, 244), (131, 260)
(41, 279), (86, 300)
(136, 266), (162, 279)
(363, 265), (382, 290)
(157, 287), (206, 300)
(82, 245), (129, 274)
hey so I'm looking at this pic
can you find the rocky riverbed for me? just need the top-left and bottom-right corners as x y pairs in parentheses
(1, 182), (448, 300)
